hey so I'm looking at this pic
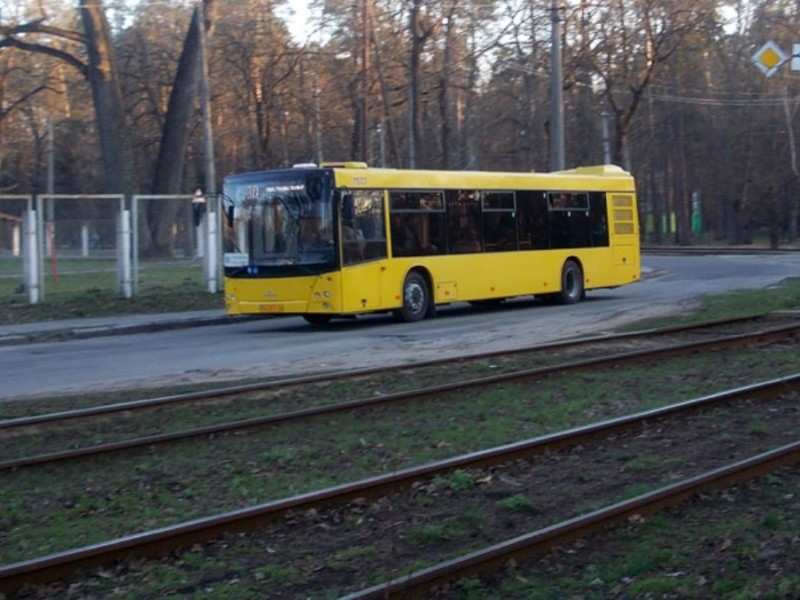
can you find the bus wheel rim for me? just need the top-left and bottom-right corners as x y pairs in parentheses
(406, 281), (425, 314)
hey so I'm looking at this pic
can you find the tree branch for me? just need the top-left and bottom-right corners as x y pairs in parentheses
(0, 36), (88, 78)
(0, 20), (87, 45)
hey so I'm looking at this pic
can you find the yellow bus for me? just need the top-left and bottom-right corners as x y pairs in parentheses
(222, 162), (639, 324)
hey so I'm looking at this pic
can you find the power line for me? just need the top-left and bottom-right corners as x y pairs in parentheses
(644, 91), (800, 107)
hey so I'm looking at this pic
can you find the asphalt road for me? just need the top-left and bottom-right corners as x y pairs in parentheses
(1, 253), (798, 400)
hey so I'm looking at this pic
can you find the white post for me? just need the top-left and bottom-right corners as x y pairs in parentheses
(12, 223), (20, 257)
(117, 209), (133, 298)
(131, 195), (139, 296)
(196, 218), (206, 259)
(193, 188), (206, 259)
(206, 205), (219, 293)
(81, 223), (89, 257)
(23, 209), (40, 304)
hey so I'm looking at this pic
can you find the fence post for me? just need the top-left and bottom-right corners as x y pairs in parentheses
(206, 200), (219, 293)
(12, 222), (20, 257)
(23, 208), (40, 305)
(117, 209), (132, 298)
(131, 195), (139, 296)
(81, 223), (89, 257)
(193, 189), (205, 259)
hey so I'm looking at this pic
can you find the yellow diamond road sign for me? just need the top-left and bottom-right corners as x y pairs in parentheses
(753, 40), (788, 77)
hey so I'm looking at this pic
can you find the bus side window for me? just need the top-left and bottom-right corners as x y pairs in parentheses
(344, 189), (387, 265)
(446, 190), (480, 254)
(391, 214), (422, 255)
(390, 190), (445, 256)
(517, 190), (549, 249)
(589, 192), (609, 247)
(484, 212), (516, 251)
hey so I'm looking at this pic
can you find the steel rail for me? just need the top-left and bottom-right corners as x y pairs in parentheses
(2, 322), (798, 472)
(343, 440), (800, 599)
(1, 373), (798, 595)
(0, 313), (769, 431)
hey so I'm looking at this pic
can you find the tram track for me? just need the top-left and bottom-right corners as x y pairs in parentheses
(0, 313), (781, 429)
(2, 317), (799, 472)
(346, 440), (800, 599)
(3, 373), (799, 597)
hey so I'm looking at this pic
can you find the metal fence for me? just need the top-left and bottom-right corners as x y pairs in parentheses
(0, 193), (219, 305)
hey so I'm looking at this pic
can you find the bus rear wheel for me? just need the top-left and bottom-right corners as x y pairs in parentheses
(394, 271), (430, 322)
(558, 259), (584, 304)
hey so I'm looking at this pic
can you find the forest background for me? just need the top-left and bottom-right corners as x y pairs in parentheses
(1, 0), (799, 257)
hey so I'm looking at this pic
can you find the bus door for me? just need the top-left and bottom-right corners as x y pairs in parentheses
(339, 190), (389, 313)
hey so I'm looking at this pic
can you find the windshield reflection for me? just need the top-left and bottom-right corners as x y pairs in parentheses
(223, 173), (334, 270)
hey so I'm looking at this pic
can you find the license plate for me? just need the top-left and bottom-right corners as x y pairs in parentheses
(258, 304), (284, 313)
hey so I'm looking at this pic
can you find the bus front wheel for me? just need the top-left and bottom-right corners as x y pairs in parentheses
(395, 271), (430, 322)
(558, 260), (584, 304)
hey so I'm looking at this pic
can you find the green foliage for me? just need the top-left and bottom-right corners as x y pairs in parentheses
(253, 563), (301, 583)
(409, 522), (450, 545)
(712, 575), (751, 595)
(260, 447), (295, 464)
(330, 545), (378, 567)
(747, 419), (769, 436)
(627, 575), (687, 596)
(761, 513), (780, 530)
(625, 454), (684, 470)
(496, 493), (538, 513)
(433, 469), (476, 492)
(452, 577), (489, 599)
(778, 576), (800, 596)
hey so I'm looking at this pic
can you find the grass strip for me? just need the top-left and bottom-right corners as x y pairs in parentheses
(1, 344), (798, 564)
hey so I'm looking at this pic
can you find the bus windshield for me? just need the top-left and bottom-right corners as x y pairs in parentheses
(222, 170), (335, 273)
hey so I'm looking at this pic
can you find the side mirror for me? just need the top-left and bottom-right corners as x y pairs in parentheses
(221, 195), (235, 228)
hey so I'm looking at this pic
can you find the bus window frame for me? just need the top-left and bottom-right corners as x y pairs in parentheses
(480, 191), (518, 252)
(388, 190), (446, 256)
(548, 191), (589, 211)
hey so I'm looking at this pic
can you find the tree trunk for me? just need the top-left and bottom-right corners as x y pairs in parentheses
(79, 0), (136, 196)
(407, 0), (422, 168)
(146, 1), (217, 257)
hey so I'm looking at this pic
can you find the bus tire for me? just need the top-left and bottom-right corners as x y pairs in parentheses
(394, 271), (430, 322)
(303, 314), (332, 325)
(558, 259), (584, 304)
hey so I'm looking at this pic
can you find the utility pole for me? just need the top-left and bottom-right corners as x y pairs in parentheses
(361, 0), (371, 163)
(601, 111), (611, 164)
(197, 1), (218, 292)
(198, 3), (216, 198)
(549, 0), (565, 171)
(313, 67), (324, 164)
(46, 117), (54, 257)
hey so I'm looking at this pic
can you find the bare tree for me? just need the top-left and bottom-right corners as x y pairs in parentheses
(407, 0), (439, 167)
(576, 0), (717, 168)
(1, 1), (136, 194)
